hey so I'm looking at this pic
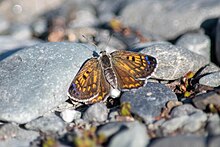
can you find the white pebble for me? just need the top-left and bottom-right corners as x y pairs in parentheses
(60, 109), (81, 123)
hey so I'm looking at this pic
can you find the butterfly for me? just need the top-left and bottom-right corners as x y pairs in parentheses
(68, 50), (157, 104)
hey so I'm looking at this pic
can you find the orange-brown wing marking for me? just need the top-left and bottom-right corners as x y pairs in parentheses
(113, 64), (145, 89)
(68, 58), (101, 102)
(87, 70), (110, 104)
(111, 51), (157, 90)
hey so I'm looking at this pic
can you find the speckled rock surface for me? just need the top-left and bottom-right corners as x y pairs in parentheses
(120, 0), (220, 39)
(0, 42), (97, 124)
(121, 82), (177, 123)
(138, 42), (209, 80)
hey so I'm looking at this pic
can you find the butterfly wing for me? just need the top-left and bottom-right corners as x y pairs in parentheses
(68, 58), (110, 103)
(110, 51), (157, 90)
(87, 69), (111, 104)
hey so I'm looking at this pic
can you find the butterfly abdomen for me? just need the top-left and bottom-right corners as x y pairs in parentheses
(104, 68), (117, 89)
(100, 53), (118, 89)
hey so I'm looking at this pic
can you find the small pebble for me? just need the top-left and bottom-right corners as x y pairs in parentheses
(60, 109), (81, 123)
(83, 103), (108, 122)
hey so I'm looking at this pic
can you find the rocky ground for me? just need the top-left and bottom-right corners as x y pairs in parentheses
(0, 0), (220, 147)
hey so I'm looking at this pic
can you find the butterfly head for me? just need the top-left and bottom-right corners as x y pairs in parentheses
(100, 50), (107, 56)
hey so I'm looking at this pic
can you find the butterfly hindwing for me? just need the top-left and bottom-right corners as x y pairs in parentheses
(113, 64), (145, 89)
(68, 57), (111, 103)
(111, 51), (157, 90)
(68, 58), (101, 102)
(87, 69), (110, 104)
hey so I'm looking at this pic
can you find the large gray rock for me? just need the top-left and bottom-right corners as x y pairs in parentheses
(121, 82), (177, 123)
(149, 135), (206, 147)
(0, 42), (97, 124)
(0, 36), (40, 60)
(176, 32), (211, 60)
(120, 0), (220, 39)
(199, 71), (220, 87)
(138, 42), (209, 80)
(109, 121), (149, 147)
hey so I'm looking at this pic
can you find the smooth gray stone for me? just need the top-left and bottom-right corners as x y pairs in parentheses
(25, 113), (66, 134)
(10, 24), (32, 40)
(193, 91), (220, 110)
(68, 9), (98, 28)
(138, 42), (209, 80)
(120, 0), (220, 39)
(0, 123), (39, 147)
(176, 33), (211, 60)
(0, 0), (63, 23)
(206, 114), (220, 135)
(83, 103), (108, 122)
(0, 42), (97, 124)
(0, 15), (9, 34)
(163, 105), (207, 134)
(208, 135), (220, 147)
(170, 104), (201, 118)
(31, 18), (47, 36)
(182, 111), (207, 133)
(149, 135), (205, 147)
(207, 121), (220, 135)
(97, 0), (134, 22)
(0, 138), (31, 147)
(161, 116), (189, 134)
(97, 121), (135, 138)
(120, 82), (177, 123)
(109, 121), (149, 147)
(199, 71), (220, 87)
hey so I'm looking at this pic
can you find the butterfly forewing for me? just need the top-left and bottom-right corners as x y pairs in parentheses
(68, 58), (102, 102)
(111, 51), (157, 90)
(68, 58), (111, 103)
(113, 64), (145, 89)
(87, 70), (110, 104)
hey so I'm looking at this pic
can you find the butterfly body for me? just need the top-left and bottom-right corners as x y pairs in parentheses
(100, 51), (118, 90)
(68, 50), (157, 104)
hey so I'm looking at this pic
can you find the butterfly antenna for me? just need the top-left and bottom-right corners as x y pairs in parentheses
(100, 33), (113, 52)
(82, 35), (98, 48)
(82, 35), (99, 57)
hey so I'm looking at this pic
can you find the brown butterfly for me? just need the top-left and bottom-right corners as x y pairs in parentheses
(68, 50), (157, 104)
